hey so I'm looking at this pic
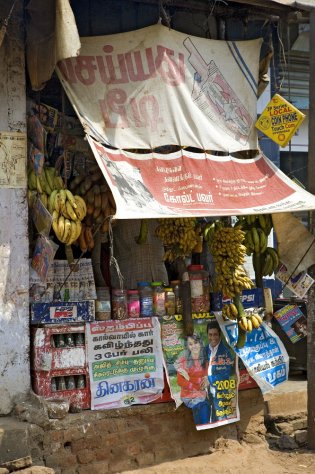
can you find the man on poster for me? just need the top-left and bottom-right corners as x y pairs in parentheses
(204, 320), (237, 423)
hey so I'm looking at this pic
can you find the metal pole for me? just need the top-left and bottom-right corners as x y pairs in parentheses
(307, 7), (315, 451)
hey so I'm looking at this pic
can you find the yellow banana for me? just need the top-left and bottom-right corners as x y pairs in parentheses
(253, 313), (263, 325)
(65, 189), (78, 209)
(48, 189), (58, 215)
(67, 220), (78, 245)
(57, 215), (65, 241)
(251, 315), (261, 329)
(65, 200), (78, 221)
(240, 316), (248, 331)
(63, 218), (72, 244)
(59, 189), (67, 210)
(74, 195), (87, 215)
(54, 192), (62, 213)
(52, 210), (60, 237)
(247, 318), (253, 333)
(238, 319), (247, 331)
(230, 303), (238, 318)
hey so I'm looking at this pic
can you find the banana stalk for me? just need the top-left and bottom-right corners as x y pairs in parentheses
(234, 293), (247, 349)
(135, 219), (148, 245)
(252, 251), (263, 289)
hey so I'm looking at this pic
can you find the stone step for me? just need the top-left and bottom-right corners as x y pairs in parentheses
(0, 417), (30, 464)
(263, 379), (307, 419)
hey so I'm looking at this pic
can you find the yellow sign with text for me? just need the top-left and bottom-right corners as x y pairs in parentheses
(255, 94), (305, 147)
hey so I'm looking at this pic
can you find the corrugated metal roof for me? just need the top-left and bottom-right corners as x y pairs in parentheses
(270, 0), (315, 10)
(229, 0), (315, 11)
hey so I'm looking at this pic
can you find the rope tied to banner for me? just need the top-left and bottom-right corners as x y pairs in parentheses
(108, 217), (124, 290)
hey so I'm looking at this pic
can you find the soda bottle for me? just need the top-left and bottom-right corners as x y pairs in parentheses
(76, 374), (86, 389)
(66, 375), (76, 390)
(57, 376), (66, 391)
(65, 333), (75, 347)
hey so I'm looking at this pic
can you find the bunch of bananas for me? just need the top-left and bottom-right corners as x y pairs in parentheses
(261, 246), (279, 276)
(77, 223), (95, 252)
(238, 214), (280, 280)
(50, 190), (87, 246)
(69, 165), (116, 237)
(238, 311), (263, 332)
(222, 303), (263, 331)
(155, 218), (199, 262)
(222, 303), (238, 321)
(27, 167), (65, 209)
(210, 226), (254, 298)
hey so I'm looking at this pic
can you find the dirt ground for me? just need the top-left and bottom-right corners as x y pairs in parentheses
(122, 439), (315, 474)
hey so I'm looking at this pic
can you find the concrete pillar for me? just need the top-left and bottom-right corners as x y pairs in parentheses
(0, 0), (30, 414)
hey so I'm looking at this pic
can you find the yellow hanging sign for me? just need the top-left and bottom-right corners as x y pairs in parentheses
(255, 94), (305, 147)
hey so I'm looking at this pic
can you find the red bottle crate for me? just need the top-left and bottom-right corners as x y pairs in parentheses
(32, 368), (91, 410)
(31, 324), (86, 372)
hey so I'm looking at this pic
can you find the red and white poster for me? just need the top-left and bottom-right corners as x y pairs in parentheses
(56, 24), (261, 152)
(87, 136), (315, 219)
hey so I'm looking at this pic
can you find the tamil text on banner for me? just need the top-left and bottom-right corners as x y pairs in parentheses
(216, 313), (289, 394)
(86, 318), (164, 410)
(56, 24), (261, 152)
(87, 136), (315, 219)
(161, 316), (239, 430)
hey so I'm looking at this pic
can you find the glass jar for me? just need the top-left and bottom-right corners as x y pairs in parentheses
(111, 289), (128, 320)
(170, 280), (182, 315)
(164, 287), (176, 316)
(127, 289), (140, 318)
(187, 264), (210, 313)
(137, 281), (153, 317)
(95, 287), (111, 321)
(151, 281), (166, 316)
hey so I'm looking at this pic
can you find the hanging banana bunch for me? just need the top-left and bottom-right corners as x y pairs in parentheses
(236, 214), (280, 287)
(155, 218), (200, 262)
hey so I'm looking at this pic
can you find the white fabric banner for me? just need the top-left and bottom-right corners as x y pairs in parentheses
(87, 136), (315, 219)
(56, 24), (262, 152)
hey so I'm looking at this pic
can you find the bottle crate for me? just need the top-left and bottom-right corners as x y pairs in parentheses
(31, 324), (86, 372)
(31, 368), (91, 410)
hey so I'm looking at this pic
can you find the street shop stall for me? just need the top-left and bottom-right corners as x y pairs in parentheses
(26, 23), (315, 430)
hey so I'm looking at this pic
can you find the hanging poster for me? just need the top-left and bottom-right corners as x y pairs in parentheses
(273, 304), (307, 343)
(275, 263), (314, 299)
(215, 313), (289, 394)
(87, 136), (315, 219)
(161, 316), (239, 430)
(86, 318), (164, 410)
(56, 24), (261, 152)
(0, 131), (27, 188)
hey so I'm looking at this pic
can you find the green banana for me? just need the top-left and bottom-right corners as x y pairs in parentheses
(251, 227), (260, 253)
(261, 252), (273, 276)
(257, 228), (268, 254)
(267, 247), (279, 272)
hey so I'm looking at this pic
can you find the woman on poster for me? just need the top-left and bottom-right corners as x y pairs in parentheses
(175, 333), (210, 426)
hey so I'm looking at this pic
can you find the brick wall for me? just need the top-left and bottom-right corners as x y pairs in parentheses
(24, 388), (265, 474)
